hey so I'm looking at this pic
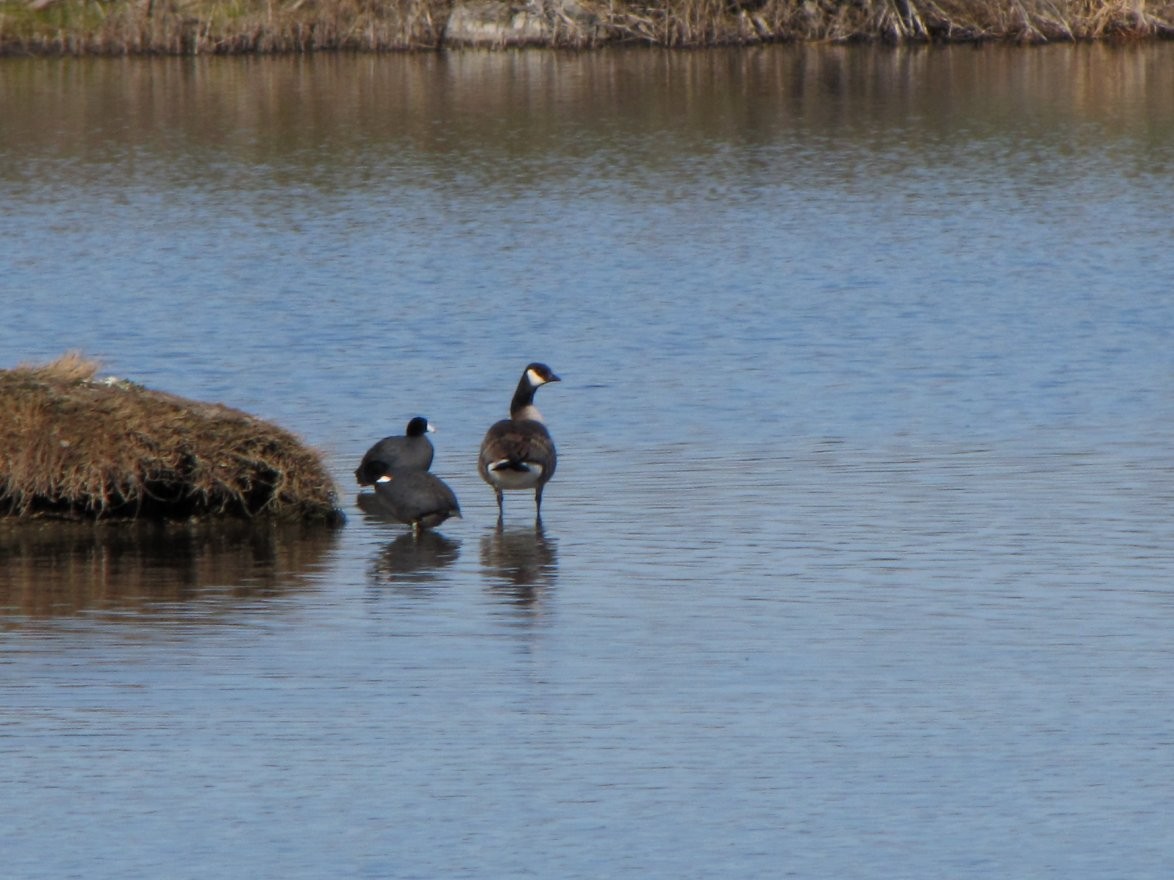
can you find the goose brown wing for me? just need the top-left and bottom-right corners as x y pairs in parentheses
(479, 419), (557, 477)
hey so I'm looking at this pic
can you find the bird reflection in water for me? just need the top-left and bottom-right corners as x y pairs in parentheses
(480, 521), (558, 611)
(370, 529), (461, 585)
(359, 494), (461, 590)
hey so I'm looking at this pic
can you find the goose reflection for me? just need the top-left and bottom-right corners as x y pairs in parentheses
(480, 522), (558, 609)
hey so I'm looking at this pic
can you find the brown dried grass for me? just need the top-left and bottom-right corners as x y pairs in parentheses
(0, 353), (343, 524)
(0, 0), (449, 55)
(2, 0), (1171, 53)
(602, 0), (1174, 45)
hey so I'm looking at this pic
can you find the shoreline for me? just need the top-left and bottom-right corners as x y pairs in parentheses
(2, 0), (1172, 57)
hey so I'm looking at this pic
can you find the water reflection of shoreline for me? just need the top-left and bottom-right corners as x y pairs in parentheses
(0, 521), (338, 622)
(480, 523), (558, 610)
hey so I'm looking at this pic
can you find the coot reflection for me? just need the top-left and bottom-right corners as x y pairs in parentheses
(369, 529), (461, 586)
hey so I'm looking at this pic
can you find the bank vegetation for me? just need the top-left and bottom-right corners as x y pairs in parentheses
(0, 353), (344, 525)
(1, 0), (1171, 54)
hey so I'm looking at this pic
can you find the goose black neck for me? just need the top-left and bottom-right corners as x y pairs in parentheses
(509, 375), (538, 417)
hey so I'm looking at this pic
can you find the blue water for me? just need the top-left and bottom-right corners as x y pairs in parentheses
(1, 45), (1173, 878)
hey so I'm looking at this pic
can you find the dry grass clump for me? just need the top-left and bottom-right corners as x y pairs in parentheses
(2, 0), (1173, 52)
(2, 0), (1172, 52)
(0, 353), (343, 524)
(602, 0), (1174, 45)
(0, 0), (448, 54)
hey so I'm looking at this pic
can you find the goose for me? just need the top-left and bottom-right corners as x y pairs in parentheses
(477, 363), (560, 520)
(371, 467), (461, 532)
(355, 416), (435, 486)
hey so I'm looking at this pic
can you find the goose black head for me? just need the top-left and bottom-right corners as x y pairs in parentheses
(524, 363), (561, 387)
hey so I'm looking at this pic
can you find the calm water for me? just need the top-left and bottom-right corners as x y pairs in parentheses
(2, 45), (1174, 878)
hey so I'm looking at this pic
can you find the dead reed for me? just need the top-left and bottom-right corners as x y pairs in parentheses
(0, 353), (344, 524)
(1, 0), (1171, 53)
(0, 0), (448, 54)
(604, 0), (1174, 45)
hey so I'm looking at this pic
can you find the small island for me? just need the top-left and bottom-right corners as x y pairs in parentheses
(0, 353), (344, 525)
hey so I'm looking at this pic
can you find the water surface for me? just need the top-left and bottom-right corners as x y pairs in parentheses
(2, 45), (1173, 879)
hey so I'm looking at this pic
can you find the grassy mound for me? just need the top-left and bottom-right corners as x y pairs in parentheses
(0, 353), (344, 525)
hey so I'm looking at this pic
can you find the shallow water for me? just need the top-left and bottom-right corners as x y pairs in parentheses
(2, 44), (1174, 878)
